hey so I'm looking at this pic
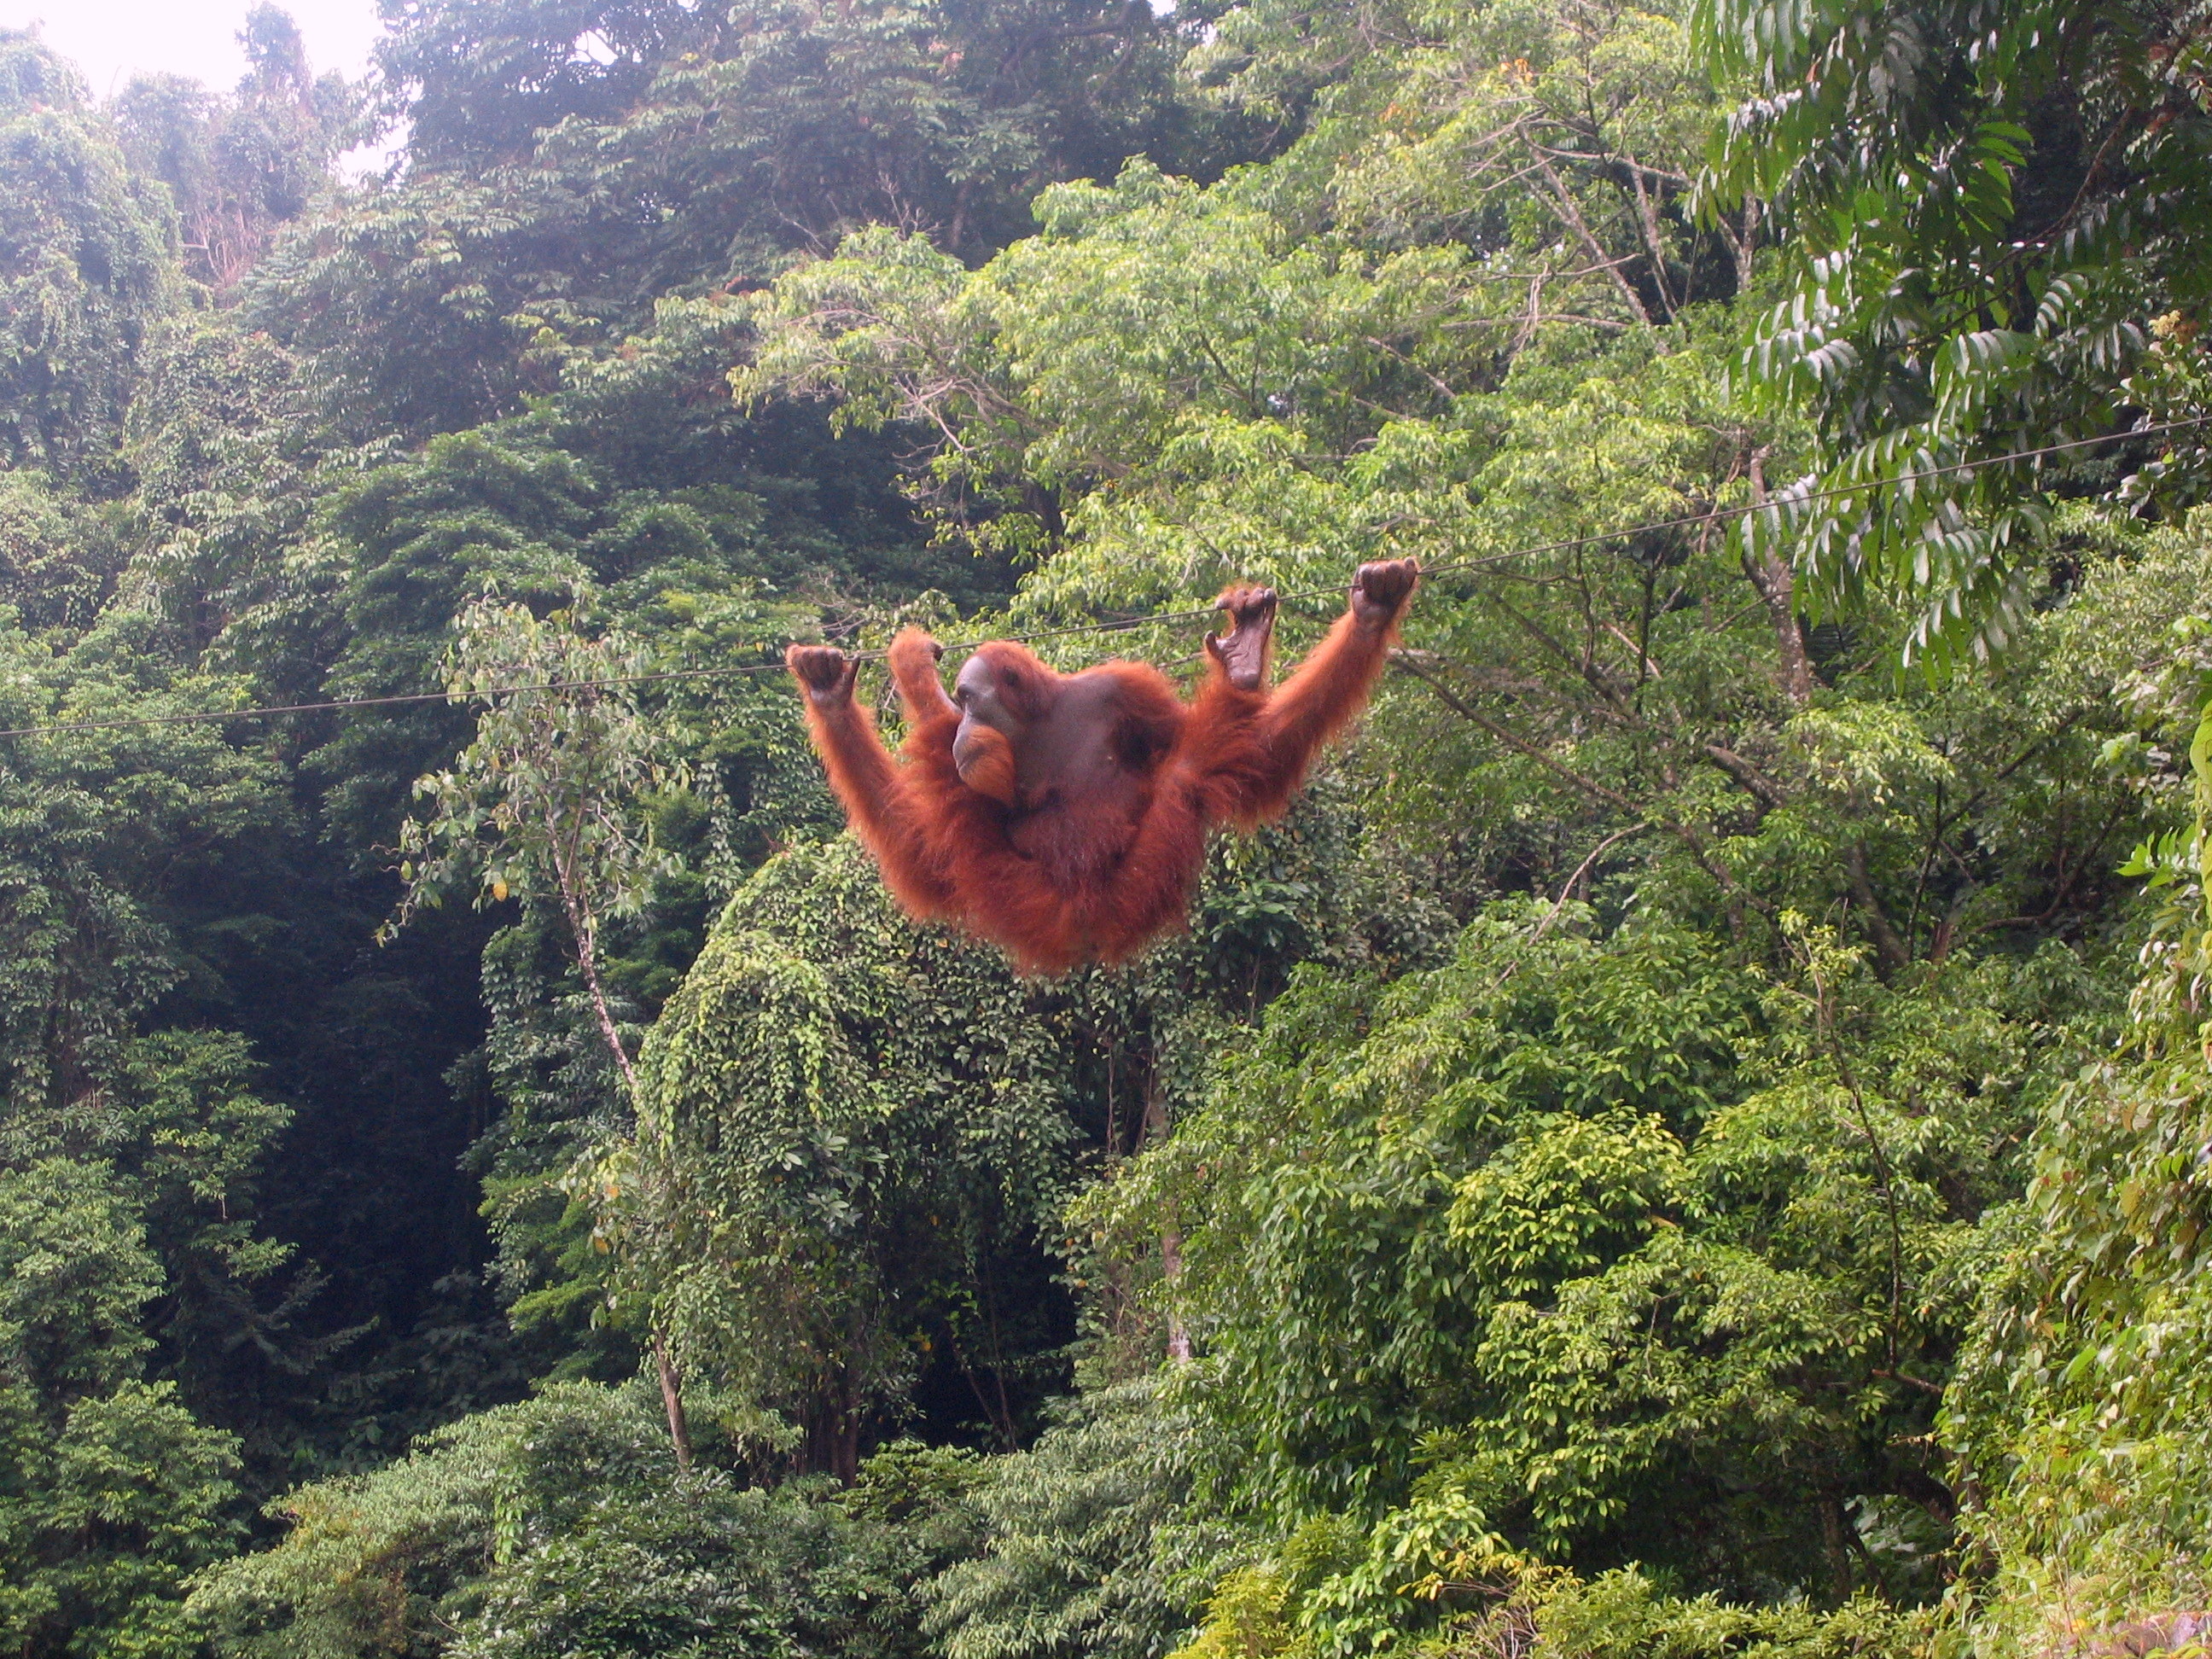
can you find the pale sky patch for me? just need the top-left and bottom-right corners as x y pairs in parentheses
(2, 0), (386, 102)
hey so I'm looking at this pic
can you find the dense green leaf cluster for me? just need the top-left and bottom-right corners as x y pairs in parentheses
(1696, 0), (2212, 667)
(0, 36), (178, 485)
(190, 1382), (979, 1659)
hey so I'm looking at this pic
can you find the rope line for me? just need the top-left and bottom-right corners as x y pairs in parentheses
(0, 417), (2197, 743)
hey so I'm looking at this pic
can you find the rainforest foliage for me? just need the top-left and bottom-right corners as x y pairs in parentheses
(2, 0), (2211, 1654)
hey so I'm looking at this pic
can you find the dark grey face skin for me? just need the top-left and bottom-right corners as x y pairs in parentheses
(952, 655), (1126, 806)
(950, 653), (1019, 790)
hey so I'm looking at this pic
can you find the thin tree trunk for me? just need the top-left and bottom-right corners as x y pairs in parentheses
(801, 1372), (863, 1482)
(1730, 197), (1761, 294)
(558, 859), (636, 1093)
(579, 942), (635, 1091)
(946, 178), (971, 254)
(1623, 156), (1678, 319)
(1744, 452), (1815, 708)
(654, 1331), (693, 1470)
(837, 1416), (861, 1483)
(1820, 1491), (1854, 1602)
(555, 851), (686, 1458)
(1531, 151), (1654, 329)
(1161, 1232), (1192, 1363)
(1843, 843), (1912, 978)
(1141, 1071), (1192, 1362)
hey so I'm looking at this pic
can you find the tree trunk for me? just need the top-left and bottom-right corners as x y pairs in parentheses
(1844, 843), (1912, 978)
(1743, 452), (1816, 708)
(653, 1330), (693, 1470)
(1161, 1231), (1192, 1363)
(802, 1373), (863, 1482)
(1819, 1491), (1854, 1603)
(1729, 197), (1761, 294)
(558, 857), (680, 1464)
(567, 899), (636, 1093)
(1141, 1070), (1192, 1362)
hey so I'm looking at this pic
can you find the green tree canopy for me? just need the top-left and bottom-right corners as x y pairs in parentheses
(0, 33), (179, 481)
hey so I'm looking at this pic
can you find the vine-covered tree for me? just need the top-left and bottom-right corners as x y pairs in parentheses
(0, 33), (178, 481)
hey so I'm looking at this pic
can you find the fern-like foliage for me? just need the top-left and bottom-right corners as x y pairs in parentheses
(1694, 0), (2212, 669)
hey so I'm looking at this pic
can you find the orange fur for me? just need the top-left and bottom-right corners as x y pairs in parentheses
(952, 722), (1019, 807)
(790, 572), (1411, 975)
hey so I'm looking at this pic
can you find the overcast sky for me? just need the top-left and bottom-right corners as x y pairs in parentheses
(3, 0), (387, 102)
